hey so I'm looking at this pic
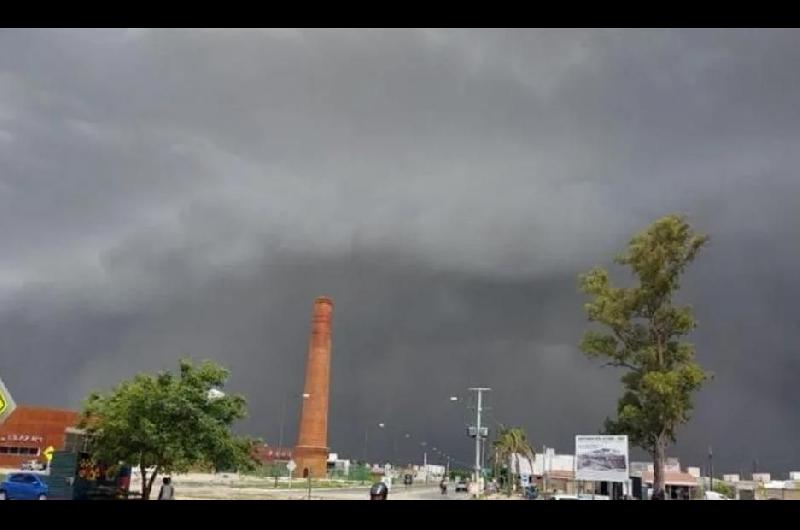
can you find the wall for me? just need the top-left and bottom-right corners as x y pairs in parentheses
(0, 406), (78, 468)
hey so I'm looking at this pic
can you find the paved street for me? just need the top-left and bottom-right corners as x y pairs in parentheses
(312, 484), (471, 500)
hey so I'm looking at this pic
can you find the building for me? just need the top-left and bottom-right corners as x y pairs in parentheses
(640, 469), (701, 499)
(326, 452), (351, 477)
(412, 464), (444, 480)
(722, 471), (800, 500)
(253, 444), (293, 466)
(0, 405), (79, 468)
(531, 451), (584, 494)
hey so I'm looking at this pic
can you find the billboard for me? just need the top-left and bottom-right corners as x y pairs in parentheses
(575, 435), (629, 482)
(0, 375), (17, 425)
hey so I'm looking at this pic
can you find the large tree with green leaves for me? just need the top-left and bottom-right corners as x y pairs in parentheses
(492, 426), (534, 496)
(579, 214), (710, 500)
(80, 359), (257, 499)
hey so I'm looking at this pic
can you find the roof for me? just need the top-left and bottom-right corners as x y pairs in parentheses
(0, 406), (79, 447)
(0, 405), (79, 429)
(642, 471), (700, 487)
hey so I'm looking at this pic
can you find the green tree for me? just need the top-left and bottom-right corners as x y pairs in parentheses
(713, 481), (735, 499)
(79, 359), (257, 499)
(579, 214), (710, 500)
(492, 427), (534, 496)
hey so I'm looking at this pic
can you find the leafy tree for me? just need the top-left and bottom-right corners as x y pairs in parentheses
(79, 359), (257, 499)
(492, 426), (534, 496)
(713, 481), (735, 499)
(579, 214), (710, 500)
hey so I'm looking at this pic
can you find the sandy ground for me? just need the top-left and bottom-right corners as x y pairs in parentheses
(130, 472), (372, 500)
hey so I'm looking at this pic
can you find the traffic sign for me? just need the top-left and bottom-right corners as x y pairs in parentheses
(286, 460), (297, 472)
(0, 376), (16, 425)
(44, 446), (55, 462)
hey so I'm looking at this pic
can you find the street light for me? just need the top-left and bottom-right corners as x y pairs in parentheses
(363, 422), (386, 468)
(278, 392), (310, 454)
(420, 441), (428, 485)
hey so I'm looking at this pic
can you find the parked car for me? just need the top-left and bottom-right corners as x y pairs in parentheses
(21, 460), (47, 471)
(523, 485), (539, 500)
(0, 473), (49, 500)
(549, 493), (609, 500)
(455, 478), (468, 492)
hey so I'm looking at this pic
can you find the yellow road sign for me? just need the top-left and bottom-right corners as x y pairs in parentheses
(44, 446), (55, 462)
(0, 376), (17, 424)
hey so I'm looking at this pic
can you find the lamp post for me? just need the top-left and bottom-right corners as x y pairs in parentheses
(708, 446), (714, 493)
(279, 392), (310, 452)
(421, 441), (428, 485)
(277, 392), (309, 486)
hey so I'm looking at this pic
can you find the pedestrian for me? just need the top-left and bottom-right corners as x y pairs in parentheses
(158, 476), (175, 500)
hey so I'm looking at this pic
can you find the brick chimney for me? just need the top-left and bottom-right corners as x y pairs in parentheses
(293, 297), (334, 478)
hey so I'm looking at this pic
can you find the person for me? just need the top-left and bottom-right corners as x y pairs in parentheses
(158, 477), (175, 500)
(369, 481), (389, 500)
(440, 477), (448, 495)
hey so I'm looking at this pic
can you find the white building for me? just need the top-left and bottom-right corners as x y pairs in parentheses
(326, 452), (350, 476)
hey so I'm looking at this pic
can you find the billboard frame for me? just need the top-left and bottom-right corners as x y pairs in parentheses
(574, 435), (629, 483)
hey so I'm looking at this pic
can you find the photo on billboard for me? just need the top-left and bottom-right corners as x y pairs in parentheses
(575, 435), (629, 482)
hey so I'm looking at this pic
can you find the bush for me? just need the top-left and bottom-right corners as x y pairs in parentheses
(713, 482), (736, 498)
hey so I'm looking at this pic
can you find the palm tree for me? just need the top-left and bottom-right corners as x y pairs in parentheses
(492, 426), (534, 496)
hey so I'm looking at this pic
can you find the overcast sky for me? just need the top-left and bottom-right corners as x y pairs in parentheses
(1, 28), (799, 474)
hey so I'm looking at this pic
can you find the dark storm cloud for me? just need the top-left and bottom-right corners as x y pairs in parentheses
(1, 29), (799, 473)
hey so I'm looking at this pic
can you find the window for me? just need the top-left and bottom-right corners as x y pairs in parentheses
(0, 446), (41, 455)
(9, 475), (25, 483)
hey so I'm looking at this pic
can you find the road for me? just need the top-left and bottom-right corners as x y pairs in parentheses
(313, 484), (471, 500)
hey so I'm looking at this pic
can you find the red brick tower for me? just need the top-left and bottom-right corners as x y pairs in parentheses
(293, 296), (334, 478)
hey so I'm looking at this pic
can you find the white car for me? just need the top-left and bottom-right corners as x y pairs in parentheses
(550, 493), (610, 500)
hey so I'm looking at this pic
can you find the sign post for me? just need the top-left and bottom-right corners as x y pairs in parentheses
(287, 459), (297, 489)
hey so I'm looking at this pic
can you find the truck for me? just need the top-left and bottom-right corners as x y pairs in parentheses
(43, 450), (132, 500)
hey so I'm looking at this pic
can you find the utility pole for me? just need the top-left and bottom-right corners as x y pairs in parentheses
(708, 446), (713, 492)
(542, 444), (547, 495)
(469, 387), (490, 495)
(423, 449), (428, 485)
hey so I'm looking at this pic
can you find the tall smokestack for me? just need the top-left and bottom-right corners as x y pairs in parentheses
(294, 296), (334, 478)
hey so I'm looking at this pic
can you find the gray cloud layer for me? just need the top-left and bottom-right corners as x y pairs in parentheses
(1, 29), (799, 473)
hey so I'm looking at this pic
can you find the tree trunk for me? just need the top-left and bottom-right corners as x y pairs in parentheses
(146, 466), (160, 500)
(140, 461), (149, 500)
(652, 436), (667, 500)
(507, 454), (513, 497)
